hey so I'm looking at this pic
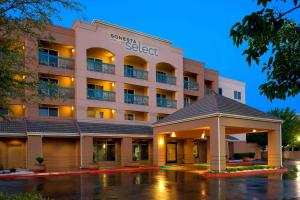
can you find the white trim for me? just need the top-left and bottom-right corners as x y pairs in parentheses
(152, 113), (282, 127)
(81, 133), (152, 138)
(217, 116), (221, 172)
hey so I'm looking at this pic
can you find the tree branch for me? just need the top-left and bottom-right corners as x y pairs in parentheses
(277, 4), (300, 19)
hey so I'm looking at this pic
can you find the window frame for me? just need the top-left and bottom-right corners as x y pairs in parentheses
(93, 140), (116, 162)
(132, 141), (149, 161)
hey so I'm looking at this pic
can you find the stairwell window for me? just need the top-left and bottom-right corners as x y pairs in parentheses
(234, 91), (241, 100)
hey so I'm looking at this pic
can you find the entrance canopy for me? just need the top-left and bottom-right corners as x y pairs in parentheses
(153, 94), (282, 172)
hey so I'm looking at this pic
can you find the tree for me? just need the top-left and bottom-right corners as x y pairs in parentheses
(269, 107), (300, 148)
(230, 0), (300, 100)
(0, 0), (82, 117)
(247, 107), (300, 150)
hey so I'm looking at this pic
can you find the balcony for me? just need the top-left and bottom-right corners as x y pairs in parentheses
(39, 82), (74, 99)
(87, 59), (115, 74)
(205, 88), (214, 95)
(87, 88), (115, 102)
(124, 93), (149, 105)
(156, 72), (176, 85)
(39, 52), (74, 70)
(157, 97), (177, 108)
(124, 65), (148, 80)
(184, 80), (199, 91)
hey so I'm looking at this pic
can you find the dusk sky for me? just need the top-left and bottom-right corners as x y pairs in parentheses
(54, 0), (300, 113)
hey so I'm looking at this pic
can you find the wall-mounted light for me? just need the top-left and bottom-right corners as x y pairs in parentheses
(170, 132), (176, 138)
(22, 105), (26, 109)
(252, 129), (257, 133)
(112, 82), (115, 87)
(71, 49), (75, 53)
(103, 144), (106, 149)
(201, 131), (205, 139)
(22, 75), (26, 80)
(71, 77), (74, 82)
(112, 109), (115, 114)
(111, 56), (115, 61)
(71, 106), (74, 111)
(159, 138), (164, 145)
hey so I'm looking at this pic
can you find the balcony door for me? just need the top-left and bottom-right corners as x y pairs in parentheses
(124, 89), (135, 104)
(166, 142), (177, 163)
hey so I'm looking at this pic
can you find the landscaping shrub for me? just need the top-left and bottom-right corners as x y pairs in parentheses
(35, 157), (44, 165)
(226, 165), (277, 172)
(0, 193), (48, 200)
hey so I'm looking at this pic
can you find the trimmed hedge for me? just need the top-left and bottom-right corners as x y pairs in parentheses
(0, 193), (48, 200)
(227, 165), (276, 172)
(233, 152), (255, 159)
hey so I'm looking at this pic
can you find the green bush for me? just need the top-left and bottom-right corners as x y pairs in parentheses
(0, 193), (48, 200)
(227, 165), (277, 172)
(35, 157), (44, 165)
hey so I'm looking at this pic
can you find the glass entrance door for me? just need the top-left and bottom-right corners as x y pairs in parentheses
(166, 142), (177, 163)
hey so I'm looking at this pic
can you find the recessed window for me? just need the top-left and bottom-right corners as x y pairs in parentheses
(234, 91), (241, 100)
(132, 141), (149, 161)
(39, 106), (58, 117)
(93, 140), (115, 161)
(0, 108), (9, 115)
(218, 88), (223, 96)
(125, 113), (134, 120)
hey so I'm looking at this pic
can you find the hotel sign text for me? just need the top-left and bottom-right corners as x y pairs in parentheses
(110, 34), (158, 56)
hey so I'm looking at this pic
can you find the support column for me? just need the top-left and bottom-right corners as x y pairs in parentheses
(81, 136), (93, 168)
(183, 139), (194, 164)
(27, 135), (42, 170)
(121, 137), (132, 166)
(206, 137), (210, 163)
(153, 134), (165, 166)
(268, 129), (282, 167)
(209, 119), (226, 172)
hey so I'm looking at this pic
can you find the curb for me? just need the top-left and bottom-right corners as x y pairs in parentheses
(202, 168), (288, 178)
(0, 166), (160, 179)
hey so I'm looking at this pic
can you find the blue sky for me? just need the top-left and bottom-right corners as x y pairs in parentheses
(54, 0), (300, 113)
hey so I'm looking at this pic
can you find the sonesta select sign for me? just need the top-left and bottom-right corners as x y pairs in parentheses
(110, 34), (158, 56)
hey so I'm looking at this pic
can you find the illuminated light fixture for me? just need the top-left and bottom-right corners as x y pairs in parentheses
(112, 109), (115, 113)
(297, 137), (300, 142)
(112, 82), (115, 87)
(71, 49), (75, 53)
(22, 75), (26, 80)
(22, 46), (25, 50)
(71, 106), (74, 110)
(71, 77), (74, 82)
(201, 131), (205, 139)
(103, 144), (106, 149)
(170, 132), (176, 138)
(111, 56), (115, 61)
(22, 105), (26, 109)
(252, 129), (257, 133)
(159, 138), (164, 145)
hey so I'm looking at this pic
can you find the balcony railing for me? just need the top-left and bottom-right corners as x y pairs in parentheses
(156, 72), (176, 85)
(39, 52), (74, 70)
(184, 80), (199, 91)
(124, 65), (148, 80)
(87, 88), (115, 102)
(39, 82), (74, 99)
(157, 97), (177, 108)
(124, 93), (149, 105)
(87, 60), (115, 74)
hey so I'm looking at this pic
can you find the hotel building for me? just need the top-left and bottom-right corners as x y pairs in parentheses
(0, 20), (282, 171)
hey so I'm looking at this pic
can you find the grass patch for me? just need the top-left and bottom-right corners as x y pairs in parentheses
(226, 165), (277, 172)
(194, 163), (210, 167)
(160, 166), (178, 169)
(0, 193), (49, 200)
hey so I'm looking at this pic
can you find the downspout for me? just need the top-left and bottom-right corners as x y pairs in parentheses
(217, 114), (221, 173)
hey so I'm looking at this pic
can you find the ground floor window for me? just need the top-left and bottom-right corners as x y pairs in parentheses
(132, 141), (149, 161)
(193, 142), (199, 158)
(93, 140), (115, 161)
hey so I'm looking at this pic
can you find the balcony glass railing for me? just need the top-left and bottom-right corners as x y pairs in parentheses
(157, 97), (177, 108)
(156, 72), (176, 85)
(184, 80), (199, 91)
(87, 60), (115, 74)
(124, 65), (148, 80)
(87, 88), (115, 102)
(39, 82), (74, 99)
(124, 93), (149, 105)
(39, 52), (74, 70)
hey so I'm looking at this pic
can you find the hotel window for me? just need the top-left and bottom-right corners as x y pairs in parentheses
(39, 48), (59, 67)
(39, 106), (58, 117)
(218, 88), (223, 96)
(94, 140), (116, 162)
(184, 97), (190, 107)
(125, 113), (134, 120)
(234, 91), (241, 100)
(0, 108), (9, 115)
(132, 141), (149, 161)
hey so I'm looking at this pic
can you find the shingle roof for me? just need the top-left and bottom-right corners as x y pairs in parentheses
(0, 120), (26, 135)
(154, 94), (280, 125)
(78, 122), (153, 135)
(26, 120), (79, 134)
